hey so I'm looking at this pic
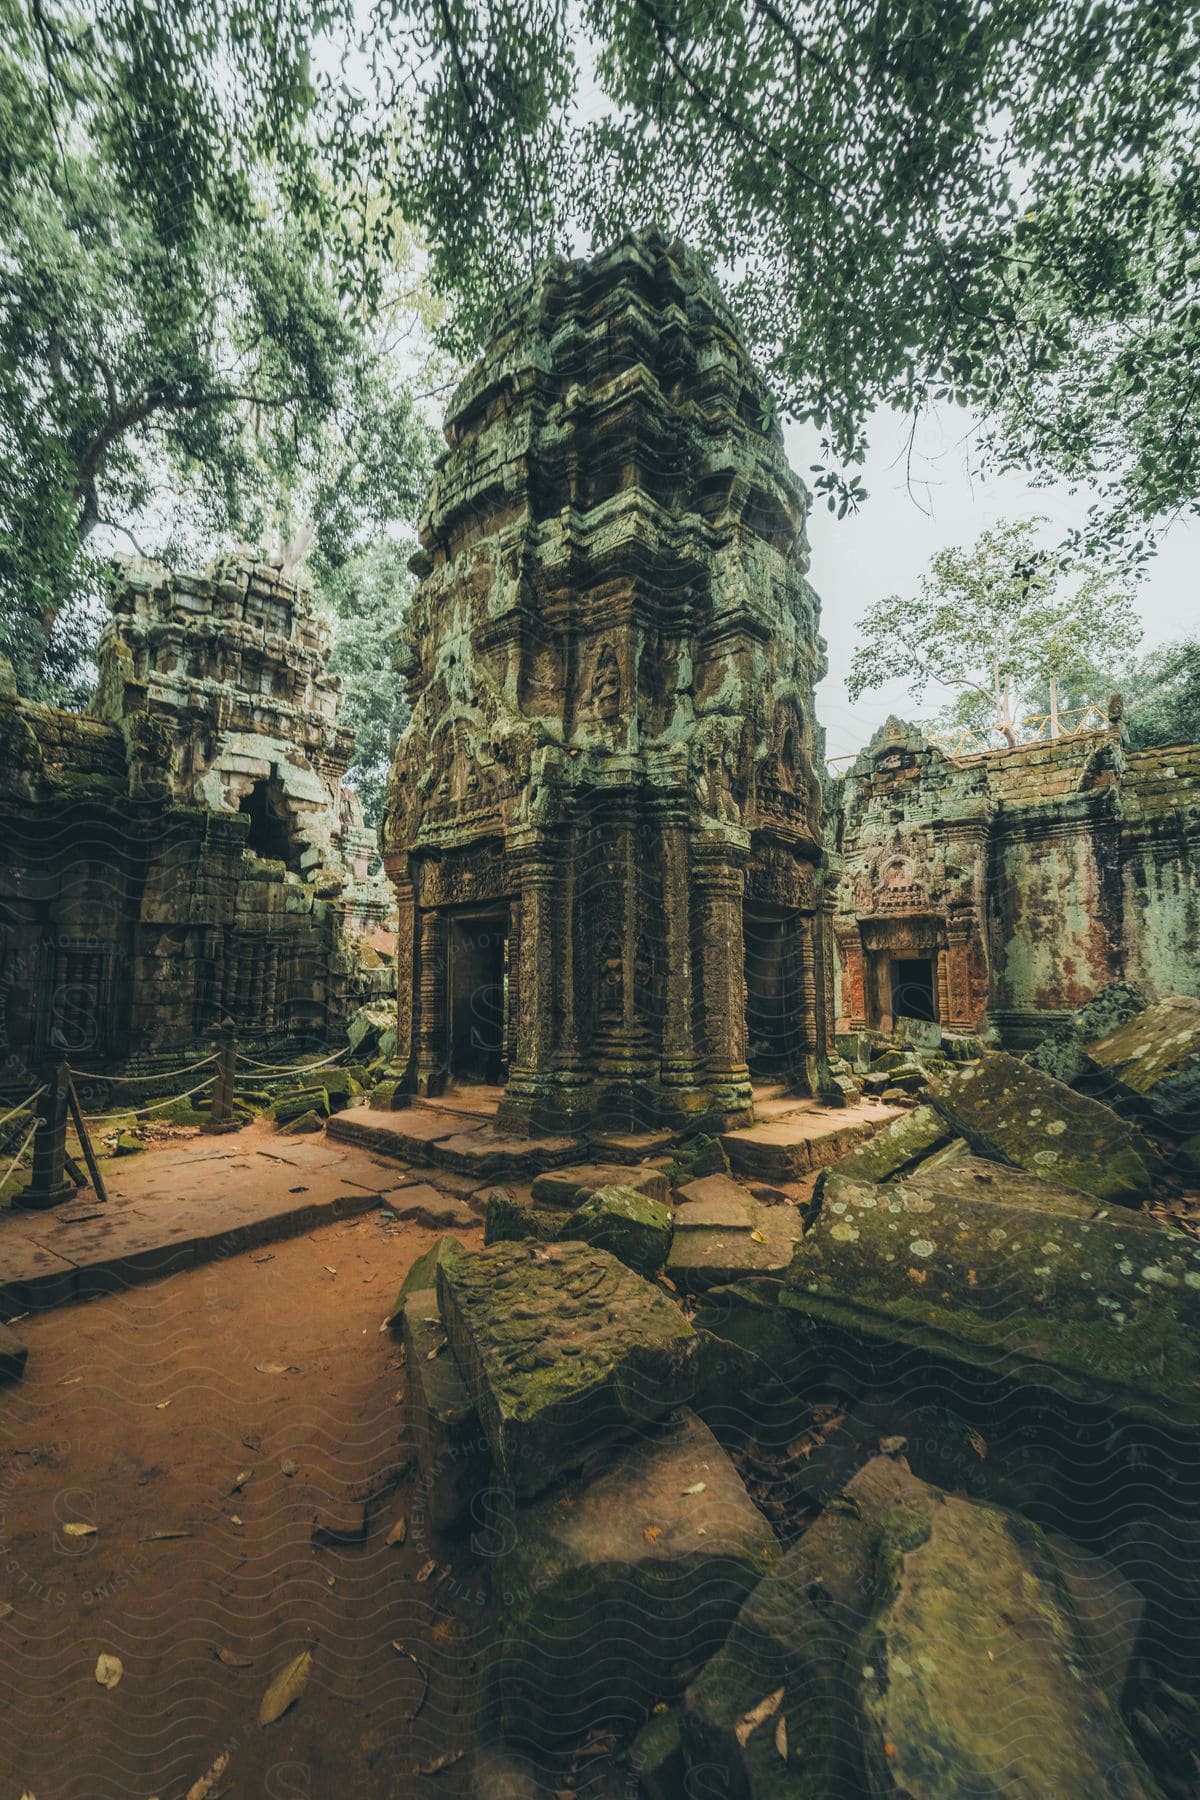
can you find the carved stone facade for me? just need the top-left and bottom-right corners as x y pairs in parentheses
(382, 231), (830, 1132)
(830, 715), (1200, 1045)
(0, 557), (393, 1080)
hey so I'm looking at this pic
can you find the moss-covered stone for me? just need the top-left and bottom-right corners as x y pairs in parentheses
(900, 1151), (1168, 1223)
(682, 1455), (1162, 1799)
(530, 1161), (670, 1211)
(1027, 982), (1148, 1085)
(435, 1239), (698, 1497)
(822, 1104), (950, 1186)
(925, 1050), (1162, 1205)
(113, 1131), (144, 1154)
(273, 1087), (330, 1124)
(279, 1108), (324, 1135)
(1083, 993), (1200, 1138)
(491, 1410), (779, 1749)
(396, 1287), (489, 1532)
(386, 1234), (465, 1327)
(559, 1183), (674, 1274)
(782, 1173), (1200, 1427)
(668, 1196), (804, 1292)
(484, 1188), (568, 1245)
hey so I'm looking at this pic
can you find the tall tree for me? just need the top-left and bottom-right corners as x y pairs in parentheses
(847, 518), (1141, 748)
(0, 0), (431, 701)
(361, 0), (1200, 555)
(321, 539), (416, 829)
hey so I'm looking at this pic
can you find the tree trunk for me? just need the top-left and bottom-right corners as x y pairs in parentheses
(1049, 673), (1061, 739)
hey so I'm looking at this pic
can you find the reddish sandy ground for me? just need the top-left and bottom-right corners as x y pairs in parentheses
(0, 1200), (489, 1799)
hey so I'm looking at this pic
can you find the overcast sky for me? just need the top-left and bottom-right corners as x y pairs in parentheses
(787, 406), (1200, 765)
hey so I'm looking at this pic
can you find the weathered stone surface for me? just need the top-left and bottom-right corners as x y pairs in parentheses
(279, 1108), (324, 1135)
(1027, 982), (1148, 1085)
(925, 1050), (1161, 1204)
(822, 1103), (951, 1185)
(1083, 994), (1200, 1139)
(667, 1200), (804, 1291)
(382, 230), (832, 1134)
(273, 1088), (330, 1124)
(484, 1188), (567, 1245)
(0, 1321), (28, 1382)
(674, 1173), (758, 1230)
(491, 1410), (779, 1748)
(388, 1183), (479, 1230)
(682, 1455), (1160, 1799)
(530, 1162), (670, 1211)
(397, 1287), (489, 1533)
(561, 1185), (674, 1275)
(435, 1239), (698, 1496)
(783, 1174), (1200, 1425)
(899, 1152), (1143, 1220)
(386, 1233), (464, 1327)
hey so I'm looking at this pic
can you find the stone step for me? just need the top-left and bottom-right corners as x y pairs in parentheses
(326, 1109), (583, 1177)
(721, 1100), (893, 1177)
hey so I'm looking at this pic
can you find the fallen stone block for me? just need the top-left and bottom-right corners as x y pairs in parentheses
(1027, 982), (1148, 1086)
(530, 1161), (670, 1210)
(1083, 993), (1200, 1141)
(0, 1321), (28, 1382)
(273, 1087), (330, 1125)
(782, 1173), (1200, 1427)
(674, 1173), (757, 1229)
(559, 1184), (673, 1275)
(820, 1102), (950, 1186)
(279, 1108), (324, 1135)
(899, 1153), (1135, 1220)
(388, 1183), (480, 1230)
(491, 1410), (779, 1749)
(385, 1234), (464, 1327)
(435, 1239), (698, 1498)
(484, 1188), (567, 1245)
(398, 1286), (489, 1533)
(682, 1455), (1160, 1799)
(925, 1049), (1162, 1205)
(667, 1198), (803, 1292)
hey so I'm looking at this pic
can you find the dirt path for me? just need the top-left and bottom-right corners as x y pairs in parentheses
(0, 1202), (488, 1798)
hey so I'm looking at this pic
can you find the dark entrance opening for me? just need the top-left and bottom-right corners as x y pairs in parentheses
(239, 778), (292, 865)
(892, 956), (937, 1023)
(744, 908), (800, 1075)
(448, 911), (508, 1083)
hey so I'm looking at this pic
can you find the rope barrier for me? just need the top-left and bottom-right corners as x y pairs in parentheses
(67, 1054), (218, 1084)
(234, 1048), (346, 1075)
(0, 1085), (47, 1134)
(0, 1120), (40, 1193)
(82, 1072), (216, 1125)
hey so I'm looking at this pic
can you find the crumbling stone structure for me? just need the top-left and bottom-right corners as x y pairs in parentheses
(0, 557), (393, 1078)
(382, 231), (831, 1132)
(830, 714), (1200, 1044)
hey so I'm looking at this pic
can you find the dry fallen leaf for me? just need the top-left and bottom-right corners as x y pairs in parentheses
(425, 1342), (445, 1361)
(750, 1229), (766, 1244)
(184, 1749), (230, 1799)
(385, 1516), (408, 1547)
(216, 1648), (252, 1668)
(255, 1362), (289, 1375)
(0, 1602), (13, 1620)
(141, 1530), (190, 1542)
(775, 1714), (788, 1760)
(413, 1751), (463, 1776)
(258, 1649), (312, 1726)
(280, 1459), (298, 1478)
(229, 1470), (252, 1494)
(735, 1687), (784, 1747)
(415, 1558), (437, 1583)
(63, 1522), (97, 1538)
(680, 1481), (707, 1496)
(155, 1400), (172, 1410)
(230, 1515), (243, 1527)
(95, 1653), (123, 1689)
(390, 1642), (429, 1719)
(643, 1525), (663, 1544)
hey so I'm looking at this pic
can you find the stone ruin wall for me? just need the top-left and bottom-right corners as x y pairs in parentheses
(0, 556), (394, 1082)
(382, 229), (831, 1132)
(830, 714), (1200, 1046)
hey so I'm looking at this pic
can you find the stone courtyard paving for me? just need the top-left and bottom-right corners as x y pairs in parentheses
(0, 1175), (491, 1799)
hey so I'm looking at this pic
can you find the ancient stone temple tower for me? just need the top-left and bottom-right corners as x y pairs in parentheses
(382, 231), (831, 1132)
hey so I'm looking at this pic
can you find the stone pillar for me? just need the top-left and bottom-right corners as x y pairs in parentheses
(22, 1060), (74, 1210)
(794, 911), (820, 1091)
(552, 825), (589, 1107)
(658, 805), (703, 1114)
(392, 873), (416, 1080)
(692, 839), (753, 1123)
(835, 928), (869, 1031)
(413, 907), (448, 1095)
(496, 836), (559, 1133)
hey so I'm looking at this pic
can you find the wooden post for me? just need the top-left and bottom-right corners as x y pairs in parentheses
(206, 1022), (237, 1126)
(66, 1076), (108, 1203)
(21, 1059), (75, 1210)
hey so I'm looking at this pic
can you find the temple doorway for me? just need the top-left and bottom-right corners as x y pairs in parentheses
(891, 955), (937, 1024)
(447, 909), (509, 1083)
(744, 907), (801, 1075)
